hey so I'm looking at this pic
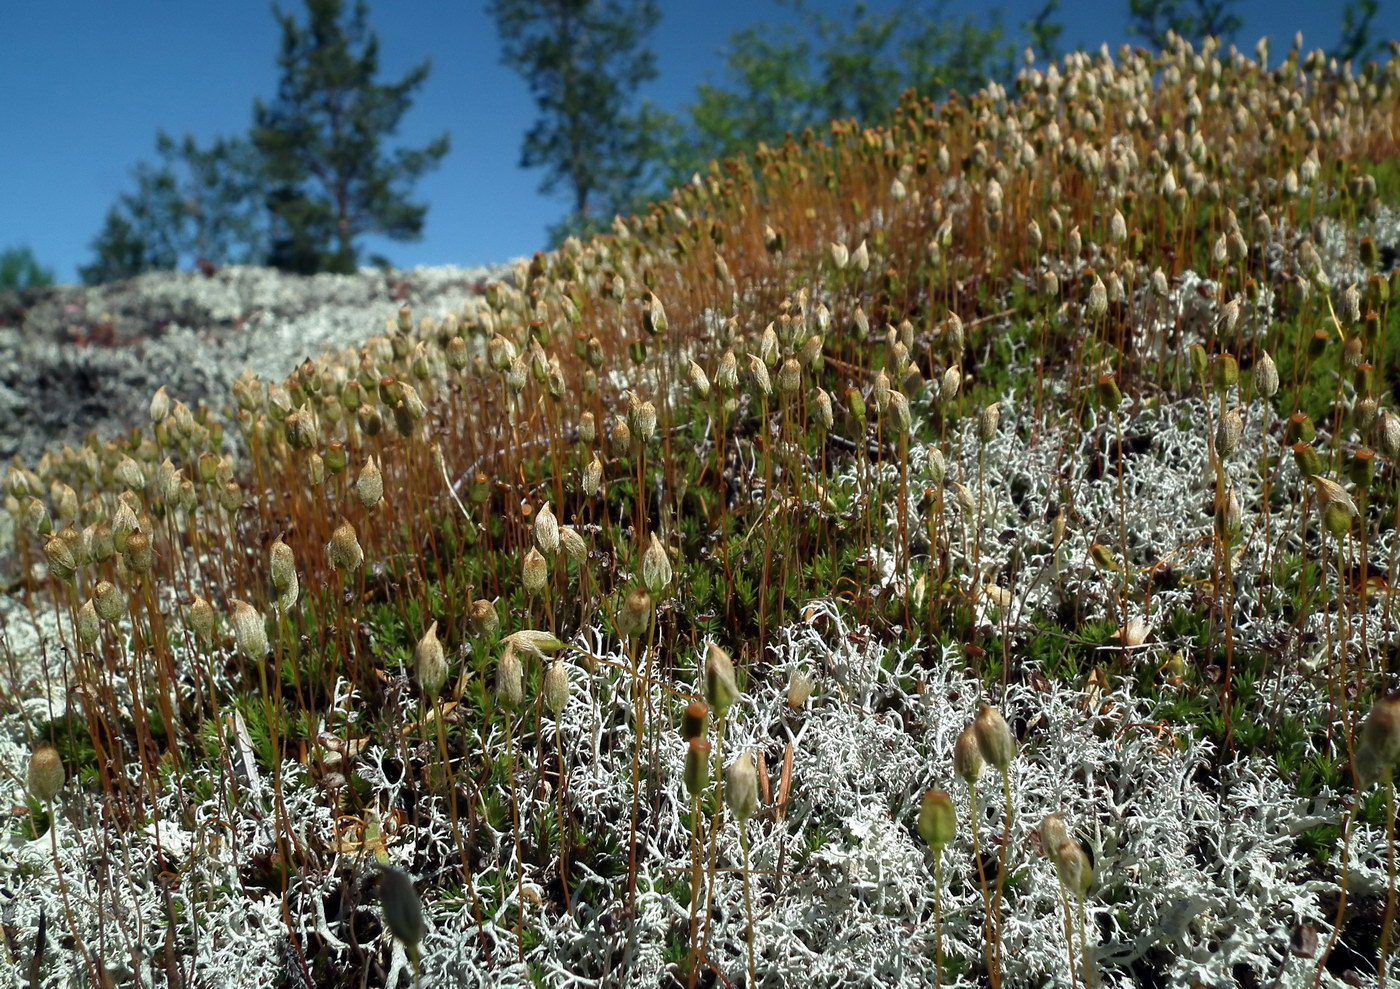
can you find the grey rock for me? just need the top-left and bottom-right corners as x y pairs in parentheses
(0, 263), (514, 464)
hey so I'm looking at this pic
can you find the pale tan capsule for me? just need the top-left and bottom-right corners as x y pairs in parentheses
(705, 643), (739, 716)
(229, 599), (269, 659)
(188, 595), (216, 643)
(1253, 351), (1279, 397)
(76, 599), (100, 646)
(327, 518), (364, 573)
(852, 306), (870, 341)
(643, 292), (668, 335)
(973, 704), (1016, 771)
(356, 456), (383, 509)
(618, 587), (653, 639)
(953, 482), (976, 516)
(759, 324), (780, 367)
(1354, 395), (1378, 431)
(1087, 275), (1108, 318)
(110, 501), (138, 552)
(559, 525), (587, 564)
(1310, 476), (1357, 518)
(716, 350), (739, 392)
(629, 394), (657, 442)
(469, 599), (499, 638)
(607, 415), (631, 458)
(1112, 618), (1152, 648)
(85, 521), (114, 565)
(777, 357), (802, 396)
(415, 621), (448, 701)
(1342, 282), (1361, 324)
(501, 629), (565, 657)
(534, 502), (560, 556)
(505, 354), (528, 394)
(787, 670), (815, 708)
(122, 530), (153, 576)
(543, 661), (569, 716)
(941, 366), (962, 402)
(1380, 411), (1400, 460)
(688, 360), (711, 398)
(115, 456), (144, 491)
(149, 385), (171, 424)
(1041, 813), (1071, 864)
(726, 751), (759, 822)
(27, 743), (64, 803)
(978, 402), (1001, 443)
(871, 370), (891, 414)
(93, 580), (125, 623)
(748, 355), (771, 397)
(1056, 839), (1093, 897)
(1216, 408), (1243, 456)
(270, 537), (298, 610)
(641, 532), (672, 596)
(497, 646), (525, 709)
(522, 547), (548, 596)
(890, 392), (911, 433)
(926, 447), (946, 486)
(813, 388), (834, 430)
(43, 535), (77, 582)
(583, 454), (604, 497)
(284, 405), (317, 450)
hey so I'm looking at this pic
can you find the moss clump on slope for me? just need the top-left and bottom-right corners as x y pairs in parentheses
(3, 36), (1400, 989)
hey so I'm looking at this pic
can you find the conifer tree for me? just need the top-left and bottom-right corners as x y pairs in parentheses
(1332, 0), (1381, 64)
(0, 247), (55, 291)
(1126, 0), (1241, 49)
(490, 0), (669, 241)
(673, 1), (1050, 179)
(80, 132), (265, 285)
(252, 0), (449, 273)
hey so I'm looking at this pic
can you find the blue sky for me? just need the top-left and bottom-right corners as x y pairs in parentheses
(0, 0), (1379, 284)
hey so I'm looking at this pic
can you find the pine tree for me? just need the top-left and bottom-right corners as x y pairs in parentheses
(1332, 0), (1381, 64)
(80, 132), (265, 285)
(675, 1), (1048, 179)
(80, 207), (172, 285)
(1126, 0), (1241, 50)
(490, 0), (670, 241)
(252, 0), (449, 274)
(0, 247), (55, 291)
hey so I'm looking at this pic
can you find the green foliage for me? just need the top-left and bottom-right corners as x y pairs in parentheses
(0, 246), (55, 291)
(81, 207), (163, 286)
(80, 132), (266, 285)
(1333, 0), (1383, 64)
(492, 0), (1075, 241)
(1126, 0), (1241, 49)
(1022, 0), (1064, 63)
(668, 0), (1057, 179)
(82, 0), (447, 283)
(260, 185), (342, 276)
(490, 0), (671, 243)
(252, 0), (449, 274)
